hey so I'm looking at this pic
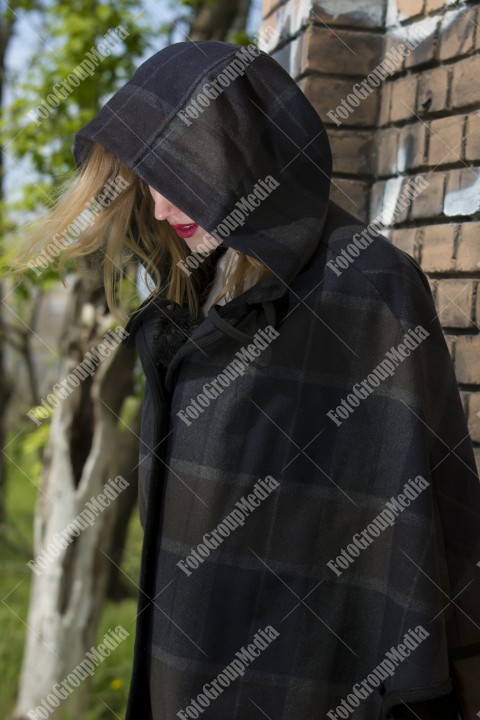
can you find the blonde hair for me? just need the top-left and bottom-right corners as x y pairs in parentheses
(8, 141), (271, 321)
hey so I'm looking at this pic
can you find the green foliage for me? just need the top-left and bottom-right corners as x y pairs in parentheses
(118, 392), (142, 431)
(0, 0), (153, 319)
(0, 429), (143, 720)
(227, 28), (254, 45)
(2, 1), (150, 204)
(21, 420), (51, 474)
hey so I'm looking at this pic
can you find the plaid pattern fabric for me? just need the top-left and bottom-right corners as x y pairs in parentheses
(72, 40), (480, 720)
(120, 201), (480, 720)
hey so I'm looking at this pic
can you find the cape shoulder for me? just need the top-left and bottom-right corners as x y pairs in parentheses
(319, 201), (439, 340)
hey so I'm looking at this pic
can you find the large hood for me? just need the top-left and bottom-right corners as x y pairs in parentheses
(72, 40), (332, 294)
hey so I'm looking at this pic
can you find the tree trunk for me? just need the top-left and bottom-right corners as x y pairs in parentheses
(0, 7), (17, 524)
(12, 276), (139, 720)
(189, 0), (251, 40)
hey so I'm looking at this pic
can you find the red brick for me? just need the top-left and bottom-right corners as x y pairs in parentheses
(420, 224), (456, 272)
(376, 127), (399, 176)
(379, 177), (411, 224)
(474, 448), (480, 477)
(390, 228), (422, 261)
(444, 167), (480, 217)
(258, 18), (281, 52)
(370, 180), (386, 220)
(416, 66), (449, 115)
(465, 112), (480, 162)
(300, 75), (379, 128)
(451, 54), (480, 109)
(302, 25), (384, 76)
(463, 392), (480, 443)
(397, 0), (425, 20)
(390, 75), (418, 122)
(428, 116), (464, 166)
(434, 279), (475, 328)
(404, 17), (438, 69)
(329, 130), (374, 176)
(265, 1), (385, 41)
(384, 181), (431, 227)
(444, 333), (456, 360)
(397, 122), (427, 170)
(307, 0), (385, 29)
(379, 82), (393, 126)
(410, 172), (446, 219)
(330, 178), (369, 222)
(262, 2), (312, 42)
(262, 0), (284, 20)
(439, 7), (476, 61)
(469, 395), (480, 443)
(459, 389), (469, 412)
(455, 335), (480, 384)
(383, 31), (407, 74)
(425, 0), (448, 10)
(457, 223), (480, 272)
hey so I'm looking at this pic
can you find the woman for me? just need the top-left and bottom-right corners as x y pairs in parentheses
(12, 40), (480, 720)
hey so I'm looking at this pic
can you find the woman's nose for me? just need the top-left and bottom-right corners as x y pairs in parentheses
(150, 189), (177, 221)
(154, 196), (175, 221)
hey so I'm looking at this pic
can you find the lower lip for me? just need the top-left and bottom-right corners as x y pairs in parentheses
(173, 223), (199, 239)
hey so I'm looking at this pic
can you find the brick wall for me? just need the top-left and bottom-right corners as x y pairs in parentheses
(259, 0), (480, 469)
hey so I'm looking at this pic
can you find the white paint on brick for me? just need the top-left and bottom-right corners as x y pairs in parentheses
(395, 142), (406, 174)
(263, 0), (384, 57)
(267, 0), (312, 44)
(381, 177), (404, 225)
(386, 0), (399, 29)
(444, 169), (480, 216)
(288, 35), (303, 77)
(311, 0), (384, 26)
(405, 16), (438, 45)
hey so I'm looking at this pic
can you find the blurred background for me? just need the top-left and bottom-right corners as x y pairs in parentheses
(1, 0), (479, 718)
(0, 1), (261, 718)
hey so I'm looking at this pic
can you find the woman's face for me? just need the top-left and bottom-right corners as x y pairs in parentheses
(148, 185), (218, 254)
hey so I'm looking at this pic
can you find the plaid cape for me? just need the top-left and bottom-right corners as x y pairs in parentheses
(72, 41), (480, 720)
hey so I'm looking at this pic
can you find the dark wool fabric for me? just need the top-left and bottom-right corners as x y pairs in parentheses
(72, 41), (480, 720)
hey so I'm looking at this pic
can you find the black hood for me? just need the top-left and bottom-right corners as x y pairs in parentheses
(72, 40), (332, 297)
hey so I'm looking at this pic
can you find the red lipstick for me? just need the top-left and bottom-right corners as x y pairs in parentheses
(172, 223), (199, 239)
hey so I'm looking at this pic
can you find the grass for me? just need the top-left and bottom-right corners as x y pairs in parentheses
(0, 428), (143, 720)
